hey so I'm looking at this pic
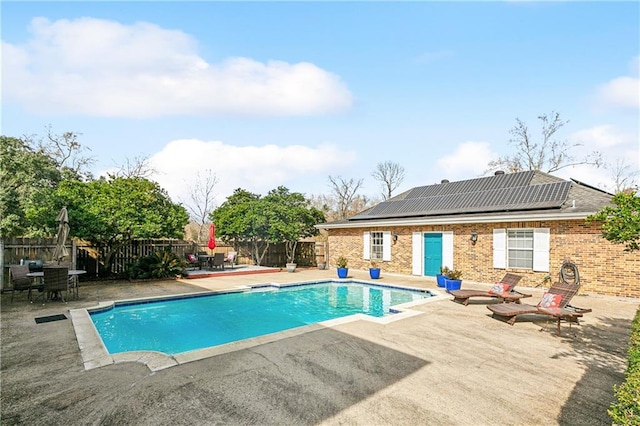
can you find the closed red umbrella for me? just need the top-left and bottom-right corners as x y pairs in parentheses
(207, 223), (217, 250)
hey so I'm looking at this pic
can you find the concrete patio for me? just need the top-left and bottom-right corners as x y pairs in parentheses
(1, 268), (637, 425)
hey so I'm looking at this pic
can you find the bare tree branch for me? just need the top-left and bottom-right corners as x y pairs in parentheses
(487, 111), (603, 174)
(372, 161), (406, 200)
(26, 125), (95, 179)
(181, 169), (219, 241)
(113, 155), (157, 179)
(328, 175), (364, 220)
(607, 158), (640, 194)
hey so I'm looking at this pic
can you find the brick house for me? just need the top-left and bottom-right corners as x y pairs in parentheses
(317, 170), (639, 298)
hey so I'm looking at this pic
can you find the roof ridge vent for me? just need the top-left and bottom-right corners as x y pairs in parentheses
(441, 179), (449, 184)
(494, 170), (505, 176)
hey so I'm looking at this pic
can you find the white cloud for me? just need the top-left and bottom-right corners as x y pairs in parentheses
(2, 17), (353, 117)
(147, 139), (358, 205)
(436, 141), (497, 180)
(594, 56), (640, 110)
(570, 125), (632, 148)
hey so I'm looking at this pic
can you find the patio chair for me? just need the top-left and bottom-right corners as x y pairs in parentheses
(448, 273), (528, 306)
(487, 276), (591, 336)
(212, 253), (225, 270)
(185, 253), (202, 270)
(224, 251), (237, 269)
(58, 261), (78, 300)
(9, 265), (34, 303)
(39, 266), (69, 303)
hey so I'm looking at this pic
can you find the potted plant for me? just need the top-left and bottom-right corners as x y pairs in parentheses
(286, 261), (297, 273)
(369, 260), (381, 279)
(444, 269), (463, 291)
(437, 266), (451, 288)
(336, 256), (348, 278)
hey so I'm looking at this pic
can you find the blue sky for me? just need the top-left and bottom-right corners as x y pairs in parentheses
(2, 1), (639, 207)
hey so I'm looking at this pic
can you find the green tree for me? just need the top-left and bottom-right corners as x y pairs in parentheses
(587, 191), (640, 252)
(55, 177), (189, 275)
(263, 186), (325, 264)
(211, 187), (325, 266)
(211, 189), (269, 265)
(0, 136), (61, 237)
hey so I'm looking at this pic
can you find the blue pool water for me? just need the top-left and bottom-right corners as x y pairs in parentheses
(90, 281), (431, 355)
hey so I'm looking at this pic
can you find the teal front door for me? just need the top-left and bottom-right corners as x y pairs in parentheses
(423, 233), (443, 276)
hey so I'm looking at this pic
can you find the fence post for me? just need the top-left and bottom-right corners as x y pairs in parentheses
(0, 238), (4, 291)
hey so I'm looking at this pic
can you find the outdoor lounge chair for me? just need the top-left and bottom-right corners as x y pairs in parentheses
(487, 274), (592, 336)
(448, 273), (529, 306)
(224, 251), (237, 269)
(9, 265), (34, 303)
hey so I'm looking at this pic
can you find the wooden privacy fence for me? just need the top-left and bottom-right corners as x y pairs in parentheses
(1, 237), (325, 289)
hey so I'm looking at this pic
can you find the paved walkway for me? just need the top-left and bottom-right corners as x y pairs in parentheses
(1, 268), (638, 425)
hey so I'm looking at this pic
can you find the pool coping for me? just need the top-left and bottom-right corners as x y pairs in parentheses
(70, 279), (450, 372)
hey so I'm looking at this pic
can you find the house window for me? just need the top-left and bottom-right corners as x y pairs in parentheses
(370, 232), (384, 261)
(494, 228), (549, 271)
(507, 229), (534, 269)
(363, 231), (392, 261)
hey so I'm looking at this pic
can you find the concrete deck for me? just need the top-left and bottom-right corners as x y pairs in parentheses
(1, 268), (638, 425)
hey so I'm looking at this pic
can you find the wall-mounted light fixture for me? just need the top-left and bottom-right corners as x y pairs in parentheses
(470, 231), (478, 245)
(392, 233), (398, 243)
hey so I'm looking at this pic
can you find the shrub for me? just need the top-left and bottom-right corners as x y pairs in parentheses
(336, 256), (348, 268)
(440, 266), (451, 276)
(446, 269), (463, 280)
(609, 307), (640, 425)
(126, 248), (186, 280)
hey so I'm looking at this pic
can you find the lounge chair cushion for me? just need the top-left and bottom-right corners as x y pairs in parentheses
(187, 254), (197, 263)
(488, 283), (510, 295)
(538, 292), (562, 308)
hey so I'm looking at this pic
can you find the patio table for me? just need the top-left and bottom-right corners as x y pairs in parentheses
(197, 255), (217, 270)
(27, 270), (86, 300)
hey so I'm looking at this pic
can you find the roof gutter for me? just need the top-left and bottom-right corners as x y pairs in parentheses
(315, 211), (595, 230)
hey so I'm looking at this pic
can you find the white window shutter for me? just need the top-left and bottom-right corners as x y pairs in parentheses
(533, 228), (550, 272)
(442, 231), (454, 269)
(382, 231), (391, 261)
(493, 229), (506, 269)
(363, 232), (370, 260)
(412, 232), (422, 275)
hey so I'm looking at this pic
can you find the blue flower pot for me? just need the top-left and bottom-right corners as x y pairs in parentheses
(445, 278), (462, 291)
(436, 274), (446, 288)
(369, 268), (381, 279)
(337, 267), (348, 278)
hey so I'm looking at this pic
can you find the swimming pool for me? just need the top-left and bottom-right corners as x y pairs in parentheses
(89, 280), (432, 356)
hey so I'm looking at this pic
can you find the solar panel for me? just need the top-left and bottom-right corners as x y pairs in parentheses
(350, 180), (571, 220)
(404, 171), (535, 199)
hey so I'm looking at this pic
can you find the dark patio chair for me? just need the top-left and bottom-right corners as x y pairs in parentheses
(9, 265), (34, 303)
(185, 253), (202, 270)
(212, 253), (225, 270)
(39, 266), (69, 303)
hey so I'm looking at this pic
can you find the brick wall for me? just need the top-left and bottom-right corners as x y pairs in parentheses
(327, 220), (640, 298)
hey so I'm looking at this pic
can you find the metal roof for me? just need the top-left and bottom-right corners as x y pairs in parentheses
(349, 171), (572, 221)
